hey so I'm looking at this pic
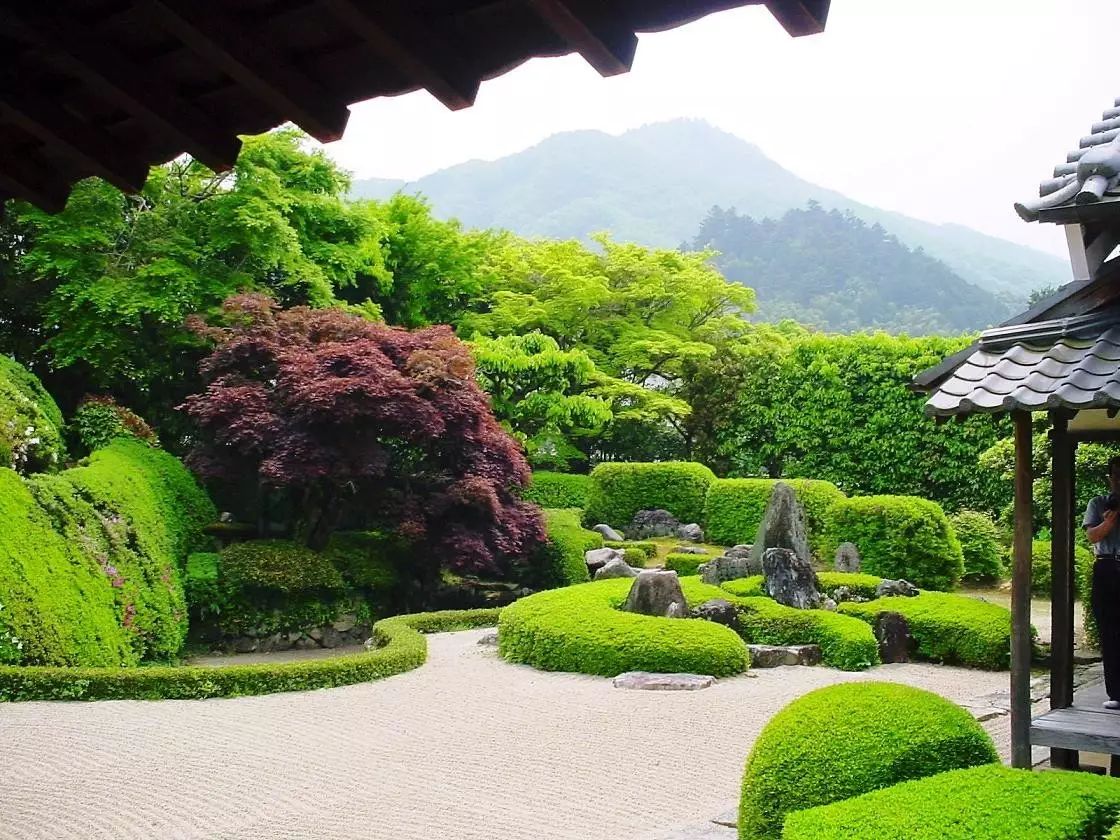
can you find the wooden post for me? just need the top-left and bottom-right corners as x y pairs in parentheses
(1050, 416), (1078, 769)
(1012, 410), (1034, 769)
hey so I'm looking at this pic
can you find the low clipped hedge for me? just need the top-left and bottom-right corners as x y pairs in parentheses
(781, 764), (1120, 840)
(520, 471), (593, 509)
(720, 576), (766, 598)
(622, 548), (648, 568)
(664, 552), (707, 576)
(583, 461), (716, 530)
(816, 571), (885, 600)
(839, 592), (1012, 669)
(734, 596), (879, 671)
(704, 478), (845, 558)
(0, 354), (65, 473)
(498, 577), (749, 677)
(949, 510), (1003, 583)
(536, 508), (602, 588)
(0, 609), (500, 702)
(831, 495), (964, 590)
(605, 540), (657, 558)
(739, 682), (998, 839)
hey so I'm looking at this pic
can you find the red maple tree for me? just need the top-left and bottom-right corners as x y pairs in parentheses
(182, 294), (545, 580)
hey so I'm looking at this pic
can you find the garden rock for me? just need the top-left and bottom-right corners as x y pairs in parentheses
(585, 546), (623, 575)
(678, 523), (704, 542)
(699, 552), (758, 585)
(690, 598), (741, 632)
(594, 557), (639, 580)
(612, 672), (714, 691)
(592, 523), (624, 542)
(762, 547), (820, 610)
(623, 570), (689, 618)
(672, 545), (709, 555)
(477, 631), (499, 647)
(749, 482), (812, 569)
(820, 597), (837, 611)
(747, 644), (822, 668)
(834, 542), (861, 572)
(629, 509), (681, 539)
(875, 611), (910, 663)
(332, 614), (357, 633)
(876, 578), (920, 598)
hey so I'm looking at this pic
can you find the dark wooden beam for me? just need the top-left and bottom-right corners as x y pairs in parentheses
(320, 0), (479, 111)
(765, 0), (830, 37)
(528, 0), (638, 77)
(146, 0), (350, 143)
(1050, 417), (1079, 770)
(1069, 429), (1120, 444)
(1011, 410), (1034, 769)
(0, 162), (68, 213)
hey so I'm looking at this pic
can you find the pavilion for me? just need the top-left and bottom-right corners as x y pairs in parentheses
(916, 94), (1120, 771)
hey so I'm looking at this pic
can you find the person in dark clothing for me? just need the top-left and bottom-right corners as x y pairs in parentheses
(1084, 455), (1120, 710)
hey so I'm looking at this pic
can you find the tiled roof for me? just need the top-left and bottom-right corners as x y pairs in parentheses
(1015, 96), (1120, 222)
(925, 313), (1120, 416)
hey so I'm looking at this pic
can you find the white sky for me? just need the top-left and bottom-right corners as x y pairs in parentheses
(323, 0), (1120, 259)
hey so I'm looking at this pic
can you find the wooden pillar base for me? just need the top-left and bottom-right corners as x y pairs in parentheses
(1051, 747), (1079, 770)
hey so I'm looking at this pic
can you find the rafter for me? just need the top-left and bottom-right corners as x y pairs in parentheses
(765, 0), (830, 37)
(528, 0), (638, 77)
(146, 0), (350, 143)
(0, 153), (69, 212)
(320, 0), (479, 111)
(6, 9), (241, 173)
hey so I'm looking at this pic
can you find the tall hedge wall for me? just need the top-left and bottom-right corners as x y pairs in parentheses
(535, 508), (602, 588)
(831, 495), (963, 590)
(0, 355), (65, 473)
(0, 439), (215, 667)
(582, 461), (715, 529)
(704, 478), (845, 557)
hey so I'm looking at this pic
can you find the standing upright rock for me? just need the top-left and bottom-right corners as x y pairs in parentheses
(629, 509), (681, 539)
(762, 547), (821, 609)
(748, 483), (812, 570)
(834, 542), (861, 573)
(592, 524), (625, 542)
(622, 570), (689, 618)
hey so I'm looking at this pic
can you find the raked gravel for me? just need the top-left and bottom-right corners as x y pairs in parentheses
(0, 628), (1014, 840)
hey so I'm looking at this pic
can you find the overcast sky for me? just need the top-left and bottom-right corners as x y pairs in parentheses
(323, 0), (1119, 260)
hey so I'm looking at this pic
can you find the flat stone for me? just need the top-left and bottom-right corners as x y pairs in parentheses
(594, 556), (639, 580)
(747, 644), (821, 668)
(612, 672), (715, 691)
(477, 631), (499, 647)
(966, 706), (1009, 722)
(672, 546), (709, 555)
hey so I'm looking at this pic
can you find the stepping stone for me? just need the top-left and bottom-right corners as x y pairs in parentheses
(613, 672), (714, 691)
(747, 644), (821, 668)
(476, 632), (498, 646)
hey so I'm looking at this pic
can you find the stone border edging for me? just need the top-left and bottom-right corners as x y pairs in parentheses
(0, 608), (502, 702)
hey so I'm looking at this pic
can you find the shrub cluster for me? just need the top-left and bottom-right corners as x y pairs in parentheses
(948, 510), (1003, 582)
(830, 495), (963, 590)
(0, 608), (500, 702)
(664, 553), (707, 577)
(0, 355), (65, 473)
(781, 764), (1120, 840)
(839, 592), (1012, 670)
(815, 571), (885, 600)
(582, 461), (715, 529)
(520, 471), (593, 509)
(71, 395), (158, 454)
(0, 439), (215, 668)
(498, 577), (749, 677)
(604, 541), (657, 558)
(622, 548), (648, 568)
(739, 682), (998, 839)
(732, 595), (879, 671)
(222, 541), (346, 595)
(535, 508), (602, 588)
(704, 478), (844, 558)
(1023, 538), (1095, 598)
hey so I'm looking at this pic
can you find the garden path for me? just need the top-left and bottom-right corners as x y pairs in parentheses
(0, 629), (1014, 840)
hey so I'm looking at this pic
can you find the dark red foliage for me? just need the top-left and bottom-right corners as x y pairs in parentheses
(182, 294), (544, 576)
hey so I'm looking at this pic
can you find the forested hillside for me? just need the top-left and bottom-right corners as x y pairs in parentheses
(691, 203), (1012, 334)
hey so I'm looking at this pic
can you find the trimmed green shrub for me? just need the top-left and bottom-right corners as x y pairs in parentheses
(704, 478), (845, 558)
(222, 540), (345, 595)
(831, 495), (964, 590)
(734, 596), (879, 671)
(521, 471), (593, 509)
(664, 552), (706, 576)
(0, 608), (500, 702)
(949, 510), (1003, 583)
(622, 548), (647, 568)
(583, 461), (715, 529)
(781, 764), (1120, 840)
(184, 552), (222, 616)
(839, 592), (1012, 669)
(0, 355), (64, 473)
(534, 508), (602, 588)
(721, 576), (766, 598)
(739, 682), (998, 838)
(816, 571), (885, 600)
(320, 530), (400, 594)
(71, 395), (158, 454)
(1024, 539), (1096, 597)
(605, 541), (657, 558)
(498, 577), (749, 677)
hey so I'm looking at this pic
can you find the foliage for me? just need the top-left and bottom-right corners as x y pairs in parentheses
(183, 295), (545, 581)
(664, 553), (707, 577)
(184, 553), (222, 616)
(949, 510), (1003, 582)
(520, 471), (594, 509)
(0, 355), (64, 473)
(582, 461), (716, 529)
(831, 495), (964, 590)
(497, 577), (749, 677)
(839, 592), (1012, 669)
(621, 548), (647, 568)
(815, 571), (886, 600)
(71, 395), (157, 454)
(1021, 539), (1095, 598)
(220, 540), (345, 595)
(738, 682), (999, 839)
(604, 541), (657, 558)
(532, 508), (601, 589)
(732, 595), (879, 671)
(781, 764), (1120, 840)
(703, 477), (845, 559)
(0, 608), (500, 701)
(320, 531), (400, 593)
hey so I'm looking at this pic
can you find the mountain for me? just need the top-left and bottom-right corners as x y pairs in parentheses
(351, 120), (1067, 307)
(692, 203), (1010, 333)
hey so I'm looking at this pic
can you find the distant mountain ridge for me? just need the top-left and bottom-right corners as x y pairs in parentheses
(351, 119), (1068, 308)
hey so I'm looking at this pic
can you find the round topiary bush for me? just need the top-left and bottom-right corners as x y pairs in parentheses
(520, 471), (593, 509)
(830, 495), (964, 590)
(582, 461), (716, 530)
(947, 510), (1003, 583)
(664, 552), (706, 577)
(498, 577), (749, 677)
(738, 682), (998, 839)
